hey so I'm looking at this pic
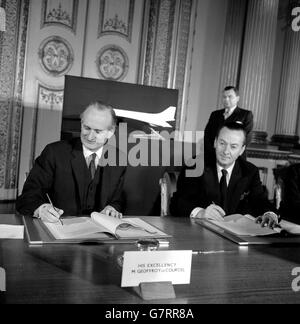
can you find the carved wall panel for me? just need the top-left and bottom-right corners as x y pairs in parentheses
(38, 36), (74, 77)
(41, 0), (79, 33)
(29, 83), (64, 160)
(16, 0), (195, 198)
(98, 0), (134, 42)
(18, 0), (88, 195)
(37, 83), (64, 111)
(96, 45), (129, 81)
(139, 0), (194, 131)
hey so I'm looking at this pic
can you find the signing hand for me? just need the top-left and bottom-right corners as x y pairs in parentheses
(101, 206), (123, 219)
(35, 204), (64, 223)
(196, 204), (226, 222)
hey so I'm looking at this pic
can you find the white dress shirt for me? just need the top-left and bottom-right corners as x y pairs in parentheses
(216, 163), (235, 186)
(82, 145), (104, 168)
(190, 163), (236, 218)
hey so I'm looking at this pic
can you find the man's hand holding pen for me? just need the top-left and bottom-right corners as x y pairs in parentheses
(39, 204), (64, 223)
(34, 203), (64, 224)
(33, 193), (64, 225)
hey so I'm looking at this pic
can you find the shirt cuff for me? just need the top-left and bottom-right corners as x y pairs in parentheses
(33, 204), (48, 218)
(190, 207), (204, 219)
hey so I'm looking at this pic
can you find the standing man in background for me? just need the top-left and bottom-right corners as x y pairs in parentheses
(204, 86), (253, 167)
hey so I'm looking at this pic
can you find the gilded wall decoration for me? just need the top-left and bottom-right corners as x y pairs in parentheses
(96, 45), (129, 81)
(41, 0), (78, 33)
(38, 36), (74, 77)
(98, 0), (134, 42)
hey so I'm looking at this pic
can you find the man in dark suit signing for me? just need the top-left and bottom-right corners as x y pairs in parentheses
(170, 122), (278, 228)
(204, 86), (253, 167)
(16, 101), (126, 223)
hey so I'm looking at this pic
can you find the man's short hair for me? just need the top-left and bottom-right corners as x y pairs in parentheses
(223, 86), (239, 96)
(216, 121), (247, 145)
(80, 101), (117, 128)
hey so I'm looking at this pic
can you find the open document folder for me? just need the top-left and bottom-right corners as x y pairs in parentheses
(196, 214), (300, 246)
(28, 212), (171, 243)
(207, 214), (281, 236)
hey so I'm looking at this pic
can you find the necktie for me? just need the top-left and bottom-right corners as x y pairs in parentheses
(89, 153), (97, 180)
(220, 169), (228, 212)
(224, 109), (230, 120)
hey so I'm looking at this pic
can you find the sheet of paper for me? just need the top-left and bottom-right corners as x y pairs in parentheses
(91, 213), (121, 234)
(280, 220), (300, 235)
(91, 213), (169, 239)
(209, 214), (278, 236)
(117, 218), (168, 238)
(0, 225), (24, 239)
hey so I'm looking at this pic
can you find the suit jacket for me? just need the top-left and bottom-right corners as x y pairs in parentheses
(204, 107), (253, 167)
(16, 138), (127, 216)
(279, 164), (300, 224)
(170, 158), (274, 218)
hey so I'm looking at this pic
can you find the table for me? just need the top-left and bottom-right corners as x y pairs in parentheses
(1, 214), (300, 304)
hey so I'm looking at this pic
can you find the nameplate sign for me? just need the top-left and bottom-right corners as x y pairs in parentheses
(121, 251), (193, 288)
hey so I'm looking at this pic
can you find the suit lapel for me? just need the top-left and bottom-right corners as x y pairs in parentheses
(203, 167), (221, 205)
(98, 149), (110, 208)
(226, 107), (241, 122)
(227, 161), (248, 214)
(218, 109), (226, 123)
(71, 140), (88, 208)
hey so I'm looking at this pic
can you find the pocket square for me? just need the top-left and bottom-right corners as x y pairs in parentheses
(240, 191), (250, 201)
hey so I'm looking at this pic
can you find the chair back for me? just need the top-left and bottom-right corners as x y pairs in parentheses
(160, 171), (180, 216)
(273, 165), (290, 210)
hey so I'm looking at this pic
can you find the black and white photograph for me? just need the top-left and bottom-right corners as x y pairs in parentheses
(1, 0), (300, 308)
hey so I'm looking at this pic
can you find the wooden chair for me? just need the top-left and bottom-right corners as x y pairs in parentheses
(273, 164), (290, 211)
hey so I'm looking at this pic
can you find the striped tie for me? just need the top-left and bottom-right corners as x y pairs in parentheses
(89, 153), (97, 180)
